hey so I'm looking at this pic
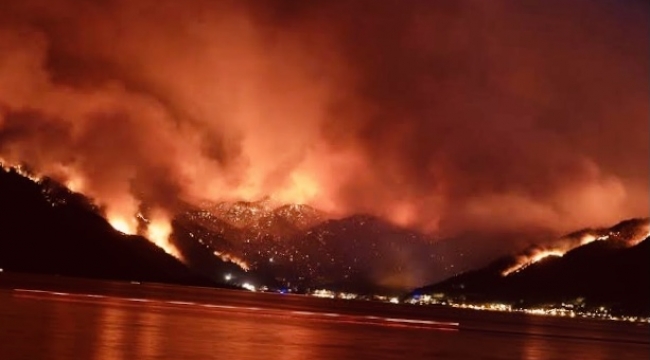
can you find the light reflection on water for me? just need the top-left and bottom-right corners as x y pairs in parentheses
(518, 314), (637, 360)
(95, 304), (126, 360)
(0, 292), (648, 360)
(136, 309), (163, 359)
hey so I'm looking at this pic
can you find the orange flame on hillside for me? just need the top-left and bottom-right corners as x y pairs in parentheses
(214, 250), (250, 272)
(107, 215), (137, 235)
(502, 233), (608, 276)
(502, 220), (650, 277)
(64, 174), (85, 193)
(1, 162), (185, 262)
(0, 0), (648, 248)
(146, 210), (183, 260)
(502, 249), (566, 276)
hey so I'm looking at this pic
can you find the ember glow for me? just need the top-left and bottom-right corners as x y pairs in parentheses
(146, 210), (182, 260)
(528, 250), (566, 264)
(2, 160), (185, 261)
(213, 251), (250, 272)
(502, 250), (566, 276)
(502, 233), (606, 276)
(7, 164), (42, 184)
(106, 200), (139, 235)
(502, 219), (650, 276)
(107, 215), (137, 236)
(64, 174), (85, 193)
(0, 0), (648, 270)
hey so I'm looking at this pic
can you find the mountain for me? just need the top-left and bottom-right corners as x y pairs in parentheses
(408, 219), (650, 315)
(172, 200), (328, 287)
(178, 200), (325, 241)
(174, 206), (452, 293)
(0, 166), (215, 286)
(0, 167), (451, 294)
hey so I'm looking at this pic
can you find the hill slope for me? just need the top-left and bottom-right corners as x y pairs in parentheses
(409, 219), (650, 314)
(0, 167), (213, 286)
(175, 209), (451, 293)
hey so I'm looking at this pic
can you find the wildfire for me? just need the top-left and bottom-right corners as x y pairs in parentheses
(640, 229), (650, 246)
(272, 171), (321, 207)
(529, 250), (566, 264)
(501, 225), (649, 277)
(146, 210), (183, 260)
(108, 208), (183, 261)
(629, 224), (650, 247)
(502, 249), (565, 276)
(502, 232), (608, 276)
(1, 162), (43, 183)
(64, 174), (85, 193)
(2, 161), (183, 263)
(213, 250), (250, 272)
(107, 214), (138, 235)
(390, 202), (417, 228)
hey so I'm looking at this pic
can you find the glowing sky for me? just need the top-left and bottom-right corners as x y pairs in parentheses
(0, 0), (647, 250)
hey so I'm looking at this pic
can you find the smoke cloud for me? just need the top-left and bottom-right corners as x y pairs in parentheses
(0, 0), (647, 246)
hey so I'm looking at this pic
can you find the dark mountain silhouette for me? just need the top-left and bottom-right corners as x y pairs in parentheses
(410, 219), (650, 314)
(5, 164), (646, 304)
(0, 167), (215, 286)
(0, 168), (450, 293)
(175, 209), (451, 293)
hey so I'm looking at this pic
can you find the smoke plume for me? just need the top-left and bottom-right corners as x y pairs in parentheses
(0, 0), (647, 248)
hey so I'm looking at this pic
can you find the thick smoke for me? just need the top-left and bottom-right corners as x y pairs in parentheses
(0, 0), (647, 246)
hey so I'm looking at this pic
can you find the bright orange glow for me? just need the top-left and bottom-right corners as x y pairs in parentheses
(146, 210), (183, 260)
(3, 163), (43, 183)
(502, 249), (565, 276)
(0, 0), (648, 293)
(502, 233), (607, 276)
(501, 224), (650, 277)
(213, 250), (250, 272)
(273, 171), (321, 206)
(579, 234), (598, 246)
(105, 195), (140, 235)
(528, 250), (565, 264)
(3, 162), (186, 261)
(64, 174), (85, 193)
(390, 202), (417, 227)
(108, 214), (137, 235)
(629, 223), (650, 247)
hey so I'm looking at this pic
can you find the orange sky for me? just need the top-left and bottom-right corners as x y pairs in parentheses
(0, 0), (647, 248)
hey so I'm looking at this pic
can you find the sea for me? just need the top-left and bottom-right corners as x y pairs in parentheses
(0, 274), (647, 360)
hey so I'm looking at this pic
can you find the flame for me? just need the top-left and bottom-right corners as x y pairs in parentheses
(3, 161), (186, 262)
(107, 214), (138, 235)
(502, 233), (606, 276)
(501, 229), (637, 277)
(390, 202), (418, 227)
(146, 210), (183, 260)
(268, 171), (321, 207)
(106, 195), (139, 234)
(502, 249), (565, 276)
(213, 250), (250, 272)
(528, 250), (565, 264)
(64, 173), (85, 193)
(108, 206), (184, 261)
(579, 234), (597, 246)
(629, 223), (650, 247)
(7, 164), (42, 183)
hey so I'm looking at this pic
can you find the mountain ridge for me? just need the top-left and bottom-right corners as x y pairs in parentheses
(0, 167), (218, 287)
(408, 218), (650, 315)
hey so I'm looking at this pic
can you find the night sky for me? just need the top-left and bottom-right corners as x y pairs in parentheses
(0, 0), (647, 253)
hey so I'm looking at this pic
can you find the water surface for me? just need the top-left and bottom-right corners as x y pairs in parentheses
(0, 275), (647, 359)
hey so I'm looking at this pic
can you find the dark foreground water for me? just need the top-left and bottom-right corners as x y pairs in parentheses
(0, 274), (648, 360)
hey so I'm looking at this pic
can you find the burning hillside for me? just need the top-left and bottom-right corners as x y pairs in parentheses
(502, 218), (650, 276)
(1, 0), (647, 253)
(1, 162), (184, 261)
